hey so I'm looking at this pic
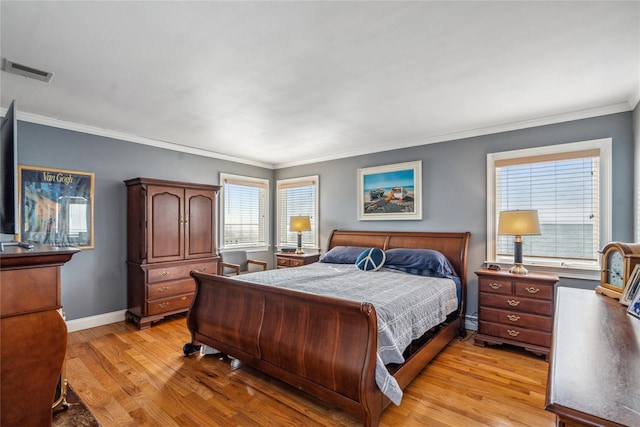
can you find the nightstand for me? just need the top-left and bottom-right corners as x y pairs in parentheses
(474, 268), (559, 360)
(275, 252), (320, 268)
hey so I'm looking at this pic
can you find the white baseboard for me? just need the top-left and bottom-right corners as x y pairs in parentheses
(66, 310), (127, 332)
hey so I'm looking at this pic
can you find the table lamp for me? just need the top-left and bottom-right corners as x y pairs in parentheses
(289, 216), (311, 254)
(498, 210), (541, 275)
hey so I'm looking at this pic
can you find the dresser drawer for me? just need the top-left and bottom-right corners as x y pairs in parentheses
(1, 267), (60, 316)
(146, 261), (216, 283)
(479, 293), (553, 316)
(478, 278), (513, 295)
(147, 278), (195, 301)
(479, 307), (552, 332)
(146, 293), (194, 316)
(514, 282), (553, 300)
(479, 321), (551, 348)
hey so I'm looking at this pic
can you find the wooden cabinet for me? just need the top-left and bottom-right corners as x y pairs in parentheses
(1, 244), (79, 427)
(474, 268), (559, 359)
(275, 252), (320, 268)
(125, 178), (220, 329)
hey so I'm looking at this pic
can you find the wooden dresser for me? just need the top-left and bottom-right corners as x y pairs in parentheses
(474, 268), (559, 359)
(125, 178), (220, 329)
(546, 287), (640, 426)
(0, 244), (79, 427)
(275, 252), (320, 268)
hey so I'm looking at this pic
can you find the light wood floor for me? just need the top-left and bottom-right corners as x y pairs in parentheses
(64, 315), (557, 426)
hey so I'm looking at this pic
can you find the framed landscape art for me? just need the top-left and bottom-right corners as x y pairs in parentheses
(357, 160), (422, 221)
(18, 165), (95, 249)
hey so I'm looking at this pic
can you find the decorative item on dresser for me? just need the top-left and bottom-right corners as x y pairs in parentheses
(1, 244), (79, 427)
(474, 267), (559, 360)
(124, 177), (220, 329)
(275, 251), (320, 268)
(597, 241), (640, 300)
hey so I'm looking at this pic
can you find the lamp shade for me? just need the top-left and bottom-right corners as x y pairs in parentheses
(289, 216), (311, 232)
(498, 210), (541, 236)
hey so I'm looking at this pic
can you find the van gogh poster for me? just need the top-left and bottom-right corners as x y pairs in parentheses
(18, 165), (94, 249)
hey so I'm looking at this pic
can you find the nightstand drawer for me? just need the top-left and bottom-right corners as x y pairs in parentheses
(277, 257), (291, 267)
(479, 307), (552, 332)
(479, 321), (551, 348)
(514, 282), (553, 299)
(479, 278), (513, 295)
(479, 293), (553, 316)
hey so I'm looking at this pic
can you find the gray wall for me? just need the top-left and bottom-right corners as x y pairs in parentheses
(18, 122), (273, 320)
(276, 112), (635, 321)
(17, 111), (635, 323)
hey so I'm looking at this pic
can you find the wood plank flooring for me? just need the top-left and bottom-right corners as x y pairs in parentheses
(64, 315), (557, 426)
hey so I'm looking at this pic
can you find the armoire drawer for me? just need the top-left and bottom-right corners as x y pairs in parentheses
(146, 294), (194, 316)
(146, 261), (216, 284)
(147, 278), (195, 300)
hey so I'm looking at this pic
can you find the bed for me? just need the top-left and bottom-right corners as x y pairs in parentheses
(185, 230), (470, 426)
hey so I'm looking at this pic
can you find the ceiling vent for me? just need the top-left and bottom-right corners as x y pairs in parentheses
(1, 58), (53, 82)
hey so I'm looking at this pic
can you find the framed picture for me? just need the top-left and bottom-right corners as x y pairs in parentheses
(628, 286), (640, 319)
(621, 264), (640, 306)
(357, 160), (422, 221)
(18, 165), (95, 249)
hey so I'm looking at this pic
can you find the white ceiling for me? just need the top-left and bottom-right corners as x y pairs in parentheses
(1, 1), (639, 169)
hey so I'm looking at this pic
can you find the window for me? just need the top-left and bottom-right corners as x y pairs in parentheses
(487, 138), (611, 275)
(220, 173), (269, 249)
(276, 176), (319, 249)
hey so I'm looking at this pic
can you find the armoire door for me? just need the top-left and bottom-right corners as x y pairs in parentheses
(147, 185), (184, 263)
(184, 188), (216, 259)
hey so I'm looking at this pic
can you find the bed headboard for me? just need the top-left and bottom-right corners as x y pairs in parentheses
(327, 229), (471, 284)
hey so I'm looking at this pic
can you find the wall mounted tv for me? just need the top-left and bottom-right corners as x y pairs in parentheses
(1, 100), (19, 243)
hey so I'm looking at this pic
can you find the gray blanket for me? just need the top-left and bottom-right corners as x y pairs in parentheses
(233, 262), (458, 405)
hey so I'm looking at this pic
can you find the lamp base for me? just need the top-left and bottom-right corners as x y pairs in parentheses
(295, 248), (304, 255)
(509, 264), (528, 275)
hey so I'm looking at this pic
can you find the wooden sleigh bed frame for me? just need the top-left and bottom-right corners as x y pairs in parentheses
(185, 230), (470, 426)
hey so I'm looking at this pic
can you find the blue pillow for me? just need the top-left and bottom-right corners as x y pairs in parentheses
(384, 248), (457, 278)
(320, 246), (369, 264)
(356, 248), (386, 271)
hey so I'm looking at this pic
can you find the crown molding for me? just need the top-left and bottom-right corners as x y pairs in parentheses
(274, 102), (633, 168)
(3, 102), (633, 170)
(2, 109), (275, 169)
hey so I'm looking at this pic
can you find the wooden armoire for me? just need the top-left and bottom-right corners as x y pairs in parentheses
(125, 177), (220, 329)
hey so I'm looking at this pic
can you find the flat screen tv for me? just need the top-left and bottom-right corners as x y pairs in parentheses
(1, 100), (19, 242)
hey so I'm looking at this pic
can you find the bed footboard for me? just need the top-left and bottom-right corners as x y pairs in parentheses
(187, 271), (383, 426)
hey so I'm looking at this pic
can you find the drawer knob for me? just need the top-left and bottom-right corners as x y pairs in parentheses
(158, 302), (170, 309)
(506, 314), (520, 322)
(158, 271), (169, 277)
(507, 299), (521, 307)
(507, 329), (520, 337)
(525, 287), (540, 294)
(196, 266), (207, 272)
(181, 296), (187, 301)
(158, 286), (169, 293)
(489, 282), (502, 290)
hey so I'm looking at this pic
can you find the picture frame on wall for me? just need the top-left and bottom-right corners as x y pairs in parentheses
(357, 160), (422, 221)
(18, 165), (95, 249)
